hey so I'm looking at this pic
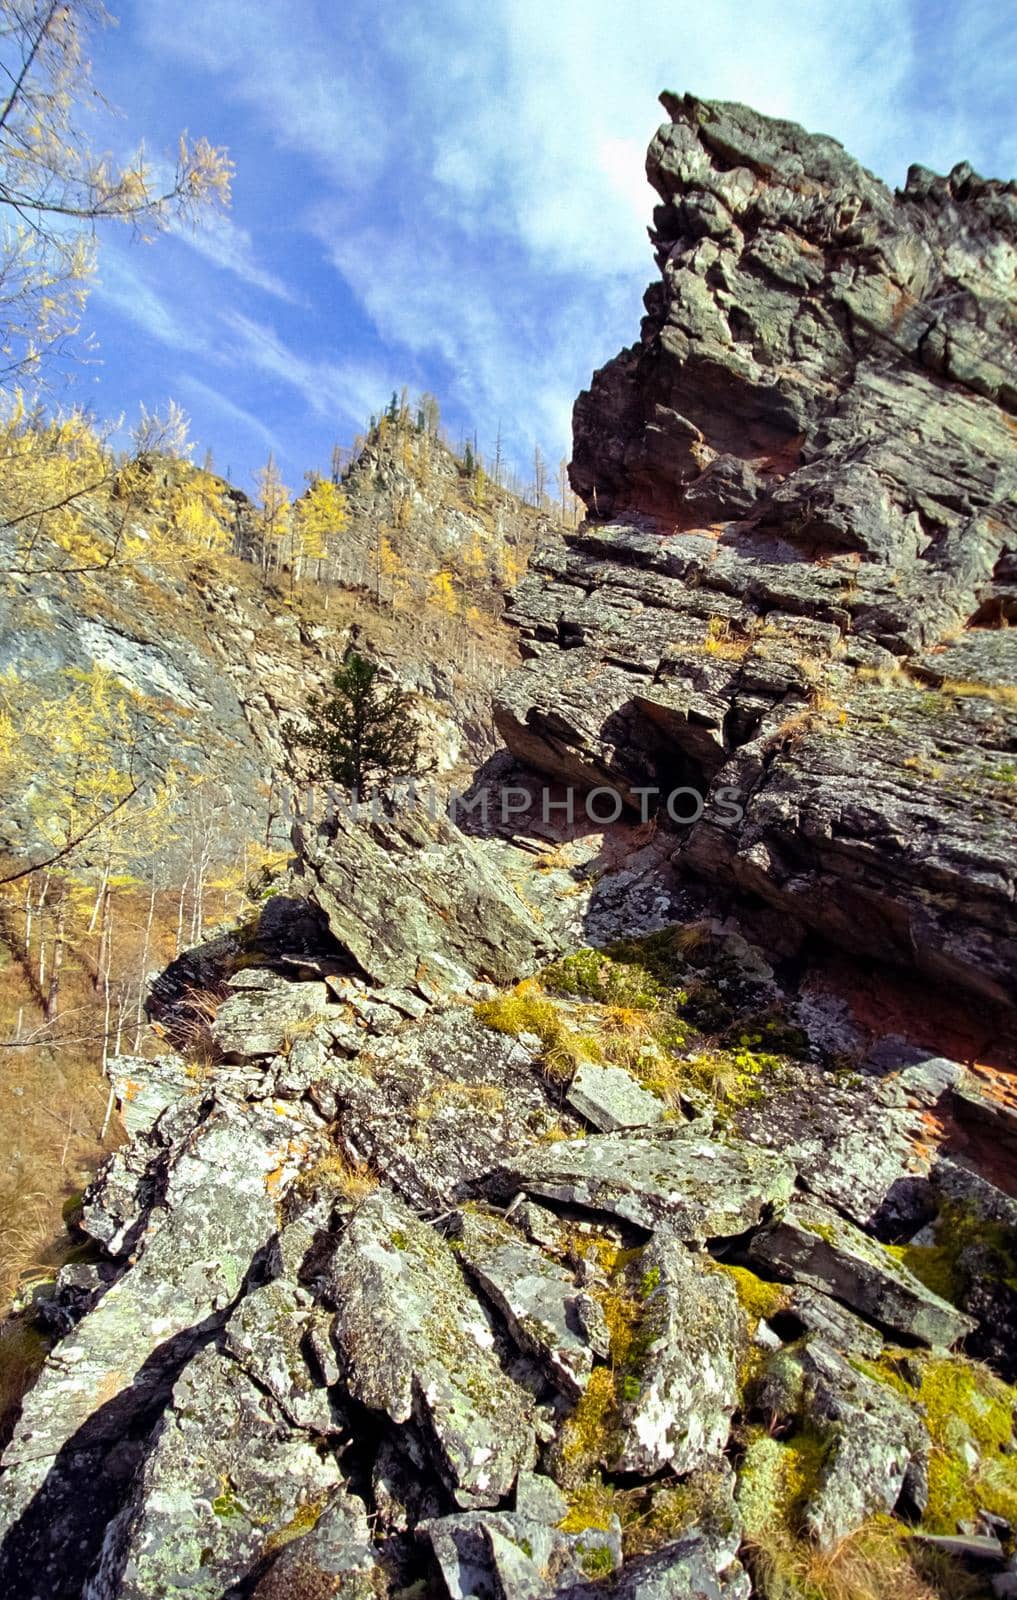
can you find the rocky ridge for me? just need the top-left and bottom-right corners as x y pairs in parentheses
(497, 92), (1017, 1005)
(1, 799), (1016, 1598)
(1, 428), (543, 876)
(2, 95), (1017, 1600)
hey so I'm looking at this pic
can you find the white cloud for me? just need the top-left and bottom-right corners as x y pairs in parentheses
(129, 0), (1014, 477)
(173, 213), (301, 303)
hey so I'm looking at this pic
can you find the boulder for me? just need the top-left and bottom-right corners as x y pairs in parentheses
(327, 1190), (536, 1507)
(755, 1338), (930, 1549)
(610, 1234), (741, 1475)
(295, 805), (552, 992)
(320, 1008), (579, 1212)
(0, 1097), (327, 1599)
(83, 1347), (344, 1600)
(211, 969), (332, 1059)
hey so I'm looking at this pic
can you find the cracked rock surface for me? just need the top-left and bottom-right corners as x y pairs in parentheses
(496, 92), (1017, 1005)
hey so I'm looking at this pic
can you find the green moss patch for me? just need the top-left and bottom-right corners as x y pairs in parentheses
(854, 1351), (1017, 1533)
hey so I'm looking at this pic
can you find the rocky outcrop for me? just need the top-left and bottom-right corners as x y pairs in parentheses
(496, 93), (1017, 1005)
(4, 93), (1017, 1600)
(4, 881), (1013, 1597)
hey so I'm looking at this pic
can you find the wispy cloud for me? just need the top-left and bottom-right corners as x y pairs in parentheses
(90, 0), (1015, 486)
(218, 309), (404, 432)
(173, 213), (301, 303)
(93, 245), (208, 354)
(175, 373), (283, 458)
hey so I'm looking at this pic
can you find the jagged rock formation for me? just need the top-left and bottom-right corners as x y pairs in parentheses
(498, 93), (1017, 1005)
(3, 829), (1016, 1597)
(3, 97), (1017, 1600)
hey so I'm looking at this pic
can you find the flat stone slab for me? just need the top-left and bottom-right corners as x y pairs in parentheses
(489, 1130), (797, 1241)
(454, 1210), (597, 1400)
(567, 1062), (667, 1132)
(747, 1198), (975, 1347)
(328, 1190), (535, 1508)
(212, 972), (331, 1058)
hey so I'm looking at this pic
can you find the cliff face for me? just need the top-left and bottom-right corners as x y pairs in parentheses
(498, 93), (1017, 1005)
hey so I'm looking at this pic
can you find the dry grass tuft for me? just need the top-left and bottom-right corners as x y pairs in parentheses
(298, 1150), (378, 1203)
(747, 1519), (985, 1600)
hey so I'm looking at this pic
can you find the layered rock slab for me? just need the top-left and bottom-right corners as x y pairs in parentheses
(0, 1097), (326, 1598)
(488, 1129), (796, 1239)
(327, 1190), (536, 1507)
(746, 1197), (975, 1346)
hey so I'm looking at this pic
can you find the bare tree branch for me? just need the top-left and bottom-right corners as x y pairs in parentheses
(0, 780), (139, 887)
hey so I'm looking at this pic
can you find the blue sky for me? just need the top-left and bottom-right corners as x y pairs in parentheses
(77, 0), (1015, 497)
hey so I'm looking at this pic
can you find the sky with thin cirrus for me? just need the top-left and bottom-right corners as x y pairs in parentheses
(79, 0), (1014, 498)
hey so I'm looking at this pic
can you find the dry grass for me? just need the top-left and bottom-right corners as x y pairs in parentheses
(700, 616), (757, 661)
(0, 1316), (50, 1449)
(747, 1519), (986, 1600)
(168, 982), (229, 1062)
(297, 1150), (378, 1203)
(411, 1081), (505, 1121)
(536, 843), (575, 873)
(474, 982), (602, 1083)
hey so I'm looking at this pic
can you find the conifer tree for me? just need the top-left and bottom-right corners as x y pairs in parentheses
(284, 652), (423, 794)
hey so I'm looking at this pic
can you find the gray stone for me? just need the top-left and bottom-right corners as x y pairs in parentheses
(455, 1210), (597, 1399)
(567, 1062), (667, 1132)
(295, 804), (553, 992)
(561, 1536), (751, 1599)
(322, 1008), (579, 1212)
(83, 1346), (343, 1600)
(211, 971), (331, 1058)
(795, 1341), (930, 1548)
(747, 1197), (975, 1346)
(490, 1129), (797, 1240)
(514, 1470), (569, 1525)
(0, 1097), (326, 1599)
(423, 1507), (591, 1600)
(110, 1053), (192, 1137)
(327, 1189), (536, 1507)
(252, 1492), (381, 1600)
(224, 1277), (343, 1435)
(783, 1283), (885, 1359)
(610, 1235), (741, 1475)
